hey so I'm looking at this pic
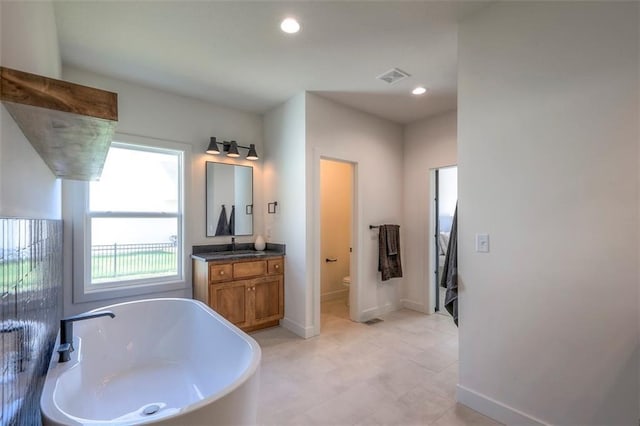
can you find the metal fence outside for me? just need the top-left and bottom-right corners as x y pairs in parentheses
(91, 242), (178, 281)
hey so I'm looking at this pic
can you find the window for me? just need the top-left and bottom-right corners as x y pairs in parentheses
(72, 138), (188, 302)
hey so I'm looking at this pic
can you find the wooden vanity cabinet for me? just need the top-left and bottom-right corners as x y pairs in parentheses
(209, 280), (250, 327)
(193, 256), (284, 332)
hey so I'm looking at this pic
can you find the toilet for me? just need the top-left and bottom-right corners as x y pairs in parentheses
(342, 276), (350, 306)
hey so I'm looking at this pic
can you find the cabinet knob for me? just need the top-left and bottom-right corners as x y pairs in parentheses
(220, 270), (225, 275)
(275, 264), (279, 269)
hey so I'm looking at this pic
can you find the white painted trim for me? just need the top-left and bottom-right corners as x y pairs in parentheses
(457, 385), (548, 426)
(348, 162), (361, 324)
(428, 168), (437, 314)
(312, 148), (361, 335)
(401, 298), (428, 313)
(311, 148), (321, 336)
(70, 134), (192, 305)
(321, 289), (348, 302)
(360, 303), (394, 322)
(280, 317), (315, 339)
(428, 165), (458, 315)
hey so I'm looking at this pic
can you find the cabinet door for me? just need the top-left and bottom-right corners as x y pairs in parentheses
(210, 281), (249, 327)
(249, 275), (284, 325)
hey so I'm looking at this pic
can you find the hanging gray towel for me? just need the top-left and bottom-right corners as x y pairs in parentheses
(215, 205), (230, 236)
(386, 225), (399, 255)
(229, 205), (235, 235)
(378, 224), (402, 281)
(440, 204), (458, 326)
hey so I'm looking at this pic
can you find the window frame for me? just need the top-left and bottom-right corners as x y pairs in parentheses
(71, 134), (191, 304)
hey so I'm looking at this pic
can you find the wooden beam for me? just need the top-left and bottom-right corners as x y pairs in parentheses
(0, 66), (118, 180)
(0, 67), (117, 121)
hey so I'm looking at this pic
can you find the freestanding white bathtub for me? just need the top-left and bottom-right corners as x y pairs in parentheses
(41, 298), (261, 425)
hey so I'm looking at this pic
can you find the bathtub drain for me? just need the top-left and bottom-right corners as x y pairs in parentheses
(143, 405), (160, 416)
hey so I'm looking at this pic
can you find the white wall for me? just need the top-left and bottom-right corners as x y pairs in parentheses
(457, 3), (639, 424)
(402, 111), (457, 313)
(263, 93), (308, 336)
(0, 1), (60, 78)
(307, 93), (404, 326)
(0, 0), (61, 219)
(62, 67), (264, 315)
(264, 92), (403, 336)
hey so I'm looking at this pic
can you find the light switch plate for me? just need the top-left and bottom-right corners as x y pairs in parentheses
(476, 233), (490, 253)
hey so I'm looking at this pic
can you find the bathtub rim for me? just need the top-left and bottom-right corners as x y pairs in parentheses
(40, 297), (262, 425)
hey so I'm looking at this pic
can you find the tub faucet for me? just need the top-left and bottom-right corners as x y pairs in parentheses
(57, 311), (115, 363)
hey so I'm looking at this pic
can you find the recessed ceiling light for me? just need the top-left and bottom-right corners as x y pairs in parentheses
(280, 17), (300, 34)
(412, 86), (427, 95)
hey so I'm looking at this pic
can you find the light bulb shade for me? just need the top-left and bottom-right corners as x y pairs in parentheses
(227, 140), (240, 157)
(206, 137), (220, 154)
(246, 144), (259, 160)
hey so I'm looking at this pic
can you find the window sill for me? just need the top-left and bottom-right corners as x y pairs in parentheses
(73, 278), (187, 304)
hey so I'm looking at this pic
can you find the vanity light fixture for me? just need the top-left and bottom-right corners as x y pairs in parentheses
(412, 86), (427, 95)
(280, 17), (300, 34)
(206, 137), (259, 160)
(246, 144), (259, 161)
(206, 137), (221, 155)
(227, 141), (240, 158)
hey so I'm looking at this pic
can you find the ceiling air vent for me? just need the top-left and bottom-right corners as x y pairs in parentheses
(377, 68), (410, 84)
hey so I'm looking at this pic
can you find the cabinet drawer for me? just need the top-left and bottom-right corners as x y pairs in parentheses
(267, 258), (284, 275)
(233, 260), (267, 279)
(209, 263), (233, 283)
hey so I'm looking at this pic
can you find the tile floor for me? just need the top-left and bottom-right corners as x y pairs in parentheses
(251, 299), (501, 426)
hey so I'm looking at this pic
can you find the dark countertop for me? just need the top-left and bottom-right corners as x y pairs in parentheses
(191, 242), (285, 262)
(191, 249), (285, 262)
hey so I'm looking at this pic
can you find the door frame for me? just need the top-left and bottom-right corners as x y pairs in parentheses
(312, 149), (360, 335)
(434, 168), (441, 313)
(428, 164), (457, 314)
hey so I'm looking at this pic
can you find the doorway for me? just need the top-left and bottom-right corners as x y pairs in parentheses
(431, 165), (457, 315)
(319, 159), (354, 328)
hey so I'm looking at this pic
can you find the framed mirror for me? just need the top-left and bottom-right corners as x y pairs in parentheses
(206, 162), (253, 236)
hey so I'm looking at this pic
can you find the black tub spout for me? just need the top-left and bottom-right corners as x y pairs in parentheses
(58, 311), (115, 362)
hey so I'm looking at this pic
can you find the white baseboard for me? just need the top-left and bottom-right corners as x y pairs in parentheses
(457, 385), (548, 426)
(280, 317), (315, 339)
(360, 303), (394, 322)
(321, 289), (348, 302)
(401, 299), (428, 313)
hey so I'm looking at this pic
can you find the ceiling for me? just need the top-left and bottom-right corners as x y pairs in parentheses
(54, 1), (490, 124)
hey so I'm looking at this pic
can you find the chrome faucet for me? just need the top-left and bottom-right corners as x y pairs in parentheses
(57, 311), (115, 362)
(231, 237), (236, 251)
